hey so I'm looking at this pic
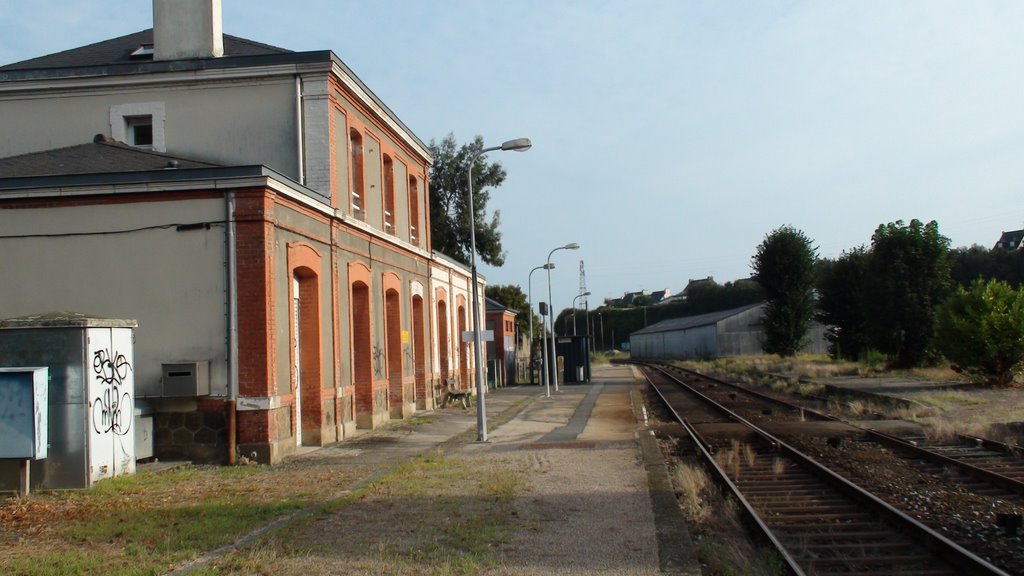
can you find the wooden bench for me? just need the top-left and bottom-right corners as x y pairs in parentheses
(437, 378), (473, 409)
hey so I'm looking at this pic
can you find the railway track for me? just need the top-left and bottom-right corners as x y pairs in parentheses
(638, 362), (1015, 575)
(655, 361), (1024, 499)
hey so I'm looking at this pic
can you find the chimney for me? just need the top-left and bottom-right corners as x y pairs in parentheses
(153, 0), (224, 61)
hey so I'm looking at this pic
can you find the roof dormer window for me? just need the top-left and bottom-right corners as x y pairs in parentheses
(130, 44), (154, 60)
(126, 116), (154, 149)
(110, 102), (166, 152)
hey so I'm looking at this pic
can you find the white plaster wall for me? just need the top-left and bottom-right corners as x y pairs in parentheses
(0, 197), (228, 398)
(0, 78), (298, 179)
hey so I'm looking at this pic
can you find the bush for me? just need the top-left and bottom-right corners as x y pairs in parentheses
(935, 279), (1024, 386)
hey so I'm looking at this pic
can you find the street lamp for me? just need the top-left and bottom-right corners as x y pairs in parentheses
(529, 263), (555, 394)
(572, 291), (591, 335)
(546, 242), (580, 392)
(468, 137), (531, 442)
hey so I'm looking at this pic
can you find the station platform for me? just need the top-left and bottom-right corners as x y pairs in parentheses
(286, 362), (702, 575)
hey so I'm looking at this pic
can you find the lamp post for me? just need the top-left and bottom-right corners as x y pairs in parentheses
(572, 291), (591, 335)
(529, 263), (554, 393)
(546, 242), (580, 392)
(467, 137), (531, 442)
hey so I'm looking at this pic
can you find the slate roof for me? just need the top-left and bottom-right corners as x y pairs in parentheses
(0, 29), (289, 71)
(994, 230), (1024, 251)
(486, 297), (519, 315)
(0, 136), (221, 178)
(0, 29), (428, 158)
(631, 303), (763, 336)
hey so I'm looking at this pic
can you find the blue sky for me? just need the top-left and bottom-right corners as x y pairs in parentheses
(3, 1), (1024, 315)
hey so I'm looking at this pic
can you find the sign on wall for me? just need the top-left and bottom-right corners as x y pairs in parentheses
(0, 368), (48, 460)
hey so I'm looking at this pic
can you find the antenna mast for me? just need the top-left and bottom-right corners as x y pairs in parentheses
(579, 260), (587, 305)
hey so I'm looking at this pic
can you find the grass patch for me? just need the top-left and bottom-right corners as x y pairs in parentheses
(692, 497), (787, 576)
(673, 463), (711, 523)
(391, 416), (436, 429)
(203, 451), (526, 575)
(0, 464), (341, 576)
(915, 391), (986, 408)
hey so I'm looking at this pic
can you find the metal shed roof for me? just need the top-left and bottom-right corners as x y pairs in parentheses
(630, 303), (763, 336)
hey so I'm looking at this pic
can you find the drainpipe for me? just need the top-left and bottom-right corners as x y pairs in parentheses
(295, 75), (305, 185)
(226, 191), (239, 464)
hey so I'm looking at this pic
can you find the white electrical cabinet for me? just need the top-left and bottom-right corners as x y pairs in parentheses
(0, 313), (137, 490)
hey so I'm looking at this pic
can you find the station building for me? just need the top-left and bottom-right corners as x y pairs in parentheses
(0, 0), (483, 465)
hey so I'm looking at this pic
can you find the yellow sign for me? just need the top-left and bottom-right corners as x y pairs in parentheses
(401, 330), (410, 344)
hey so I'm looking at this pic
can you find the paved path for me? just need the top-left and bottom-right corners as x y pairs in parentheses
(457, 364), (701, 574)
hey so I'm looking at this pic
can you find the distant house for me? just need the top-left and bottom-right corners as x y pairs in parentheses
(485, 298), (517, 387)
(605, 289), (671, 308)
(649, 289), (671, 304)
(657, 277), (715, 306)
(994, 230), (1024, 250)
(628, 303), (827, 360)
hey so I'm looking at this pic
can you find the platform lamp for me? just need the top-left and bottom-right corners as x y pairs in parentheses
(546, 242), (580, 392)
(572, 291), (591, 335)
(529, 263), (555, 393)
(467, 137), (532, 442)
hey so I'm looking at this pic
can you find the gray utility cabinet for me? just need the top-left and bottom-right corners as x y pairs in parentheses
(0, 312), (137, 490)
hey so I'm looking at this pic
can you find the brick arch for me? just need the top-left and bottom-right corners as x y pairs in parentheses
(410, 281), (426, 408)
(348, 262), (373, 428)
(287, 243), (322, 446)
(382, 272), (403, 414)
(435, 288), (449, 383)
(456, 294), (468, 388)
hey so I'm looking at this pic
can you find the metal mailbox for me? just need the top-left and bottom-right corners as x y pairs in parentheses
(161, 361), (210, 396)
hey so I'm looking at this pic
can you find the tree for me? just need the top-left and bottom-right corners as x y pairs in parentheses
(428, 134), (509, 266)
(950, 244), (1024, 289)
(684, 278), (764, 314)
(816, 248), (869, 360)
(751, 226), (818, 357)
(485, 284), (536, 339)
(935, 279), (1024, 386)
(863, 219), (951, 368)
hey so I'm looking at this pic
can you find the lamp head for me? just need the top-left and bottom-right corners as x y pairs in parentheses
(544, 263), (556, 270)
(501, 138), (532, 152)
(564, 242), (580, 250)
(582, 291), (591, 296)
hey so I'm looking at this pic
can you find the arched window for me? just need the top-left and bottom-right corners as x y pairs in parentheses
(351, 280), (372, 426)
(382, 154), (395, 234)
(349, 129), (365, 221)
(408, 175), (420, 246)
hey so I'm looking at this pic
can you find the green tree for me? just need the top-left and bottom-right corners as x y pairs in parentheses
(816, 248), (869, 360)
(935, 279), (1024, 386)
(751, 226), (818, 357)
(684, 278), (764, 314)
(428, 134), (509, 266)
(485, 284), (536, 339)
(863, 219), (951, 368)
(950, 244), (1024, 289)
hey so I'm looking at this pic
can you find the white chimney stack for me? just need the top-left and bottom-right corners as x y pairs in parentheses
(153, 0), (224, 61)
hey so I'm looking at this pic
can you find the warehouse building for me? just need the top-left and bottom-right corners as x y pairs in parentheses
(628, 303), (827, 360)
